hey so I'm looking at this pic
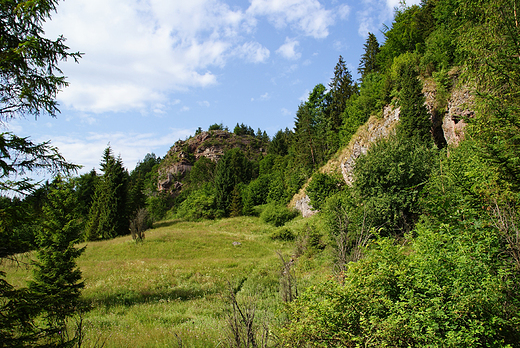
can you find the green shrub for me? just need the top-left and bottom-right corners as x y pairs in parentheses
(146, 192), (172, 222)
(174, 184), (216, 221)
(353, 135), (435, 235)
(260, 203), (298, 227)
(269, 227), (295, 241)
(280, 222), (520, 346)
(306, 172), (344, 211)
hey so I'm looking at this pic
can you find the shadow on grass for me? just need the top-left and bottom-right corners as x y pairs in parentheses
(153, 219), (182, 229)
(86, 285), (221, 308)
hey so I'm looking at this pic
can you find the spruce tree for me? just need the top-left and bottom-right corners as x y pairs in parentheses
(358, 32), (380, 80)
(85, 146), (129, 240)
(214, 149), (251, 216)
(396, 63), (432, 144)
(28, 178), (85, 343)
(328, 56), (356, 131)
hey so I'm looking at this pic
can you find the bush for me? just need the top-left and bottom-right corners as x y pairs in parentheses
(174, 184), (216, 221)
(269, 227), (295, 241)
(306, 172), (344, 211)
(279, 223), (520, 346)
(146, 192), (172, 222)
(260, 204), (298, 227)
(353, 135), (435, 235)
(129, 208), (152, 241)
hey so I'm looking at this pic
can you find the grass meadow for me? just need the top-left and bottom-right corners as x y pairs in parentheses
(5, 215), (331, 347)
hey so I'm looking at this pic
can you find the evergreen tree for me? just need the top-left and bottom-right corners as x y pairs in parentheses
(269, 128), (292, 156)
(85, 146), (129, 240)
(0, 0), (81, 344)
(328, 55), (356, 130)
(28, 178), (85, 343)
(293, 102), (317, 172)
(396, 63), (432, 144)
(74, 169), (98, 226)
(291, 84), (331, 172)
(214, 149), (251, 216)
(358, 32), (380, 80)
(128, 153), (160, 215)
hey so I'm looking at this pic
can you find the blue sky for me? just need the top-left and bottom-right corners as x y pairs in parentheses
(4, 0), (420, 174)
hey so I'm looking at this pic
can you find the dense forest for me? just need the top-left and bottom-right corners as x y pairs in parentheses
(2, 0), (520, 346)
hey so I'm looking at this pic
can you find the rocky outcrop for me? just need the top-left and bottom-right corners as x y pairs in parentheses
(442, 89), (472, 147)
(293, 195), (317, 218)
(340, 105), (400, 186)
(158, 130), (265, 193)
(422, 74), (473, 147)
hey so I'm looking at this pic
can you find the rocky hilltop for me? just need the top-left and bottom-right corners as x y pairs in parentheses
(158, 130), (266, 193)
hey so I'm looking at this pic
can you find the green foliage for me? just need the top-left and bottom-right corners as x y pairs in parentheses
(188, 155), (216, 188)
(208, 123), (226, 131)
(233, 123), (255, 136)
(268, 128), (292, 156)
(260, 203), (298, 227)
(353, 135), (435, 235)
(377, 4), (434, 72)
(306, 172), (344, 211)
(358, 32), (380, 80)
(396, 62), (432, 144)
(269, 226), (295, 241)
(128, 153), (161, 215)
(420, 26), (455, 74)
(214, 148), (253, 216)
(146, 192), (172, 222)
(174, 183), (216, 221)
(242, 174), (270, 215)
(228, 185), (243, 218)
(29, 179), (85, 342)
(0, 0), (82, 120)
(280, 222), (520, 346)
(328, 56), (356, 131)
(73, 169), (98, 225)
(0, 132), (80, 194)
(85, 146), (130, 240)
(457, 0), (520, 192)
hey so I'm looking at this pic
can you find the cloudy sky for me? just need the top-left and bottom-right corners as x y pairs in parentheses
(5, 0), (420, 174)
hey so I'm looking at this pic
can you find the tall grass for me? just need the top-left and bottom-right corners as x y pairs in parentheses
(6, 216), (324, 347)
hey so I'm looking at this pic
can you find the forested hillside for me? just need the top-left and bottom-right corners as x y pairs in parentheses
(2, 0), (520, 346)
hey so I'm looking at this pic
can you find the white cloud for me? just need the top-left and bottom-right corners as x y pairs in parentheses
(43, 0), (340, 115)
(356, 0), (424, 37)
(235, 41), (270, 63)
(277, 38), (301, 60)
(281, 108), (292, 116)
(49, 129), (194, 173)
(247, 0), (334, 39)
(338, 4), (351, 20)
(45, 0), (248, 114)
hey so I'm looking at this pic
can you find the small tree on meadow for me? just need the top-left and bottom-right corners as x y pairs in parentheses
(28, 178), (85, 343)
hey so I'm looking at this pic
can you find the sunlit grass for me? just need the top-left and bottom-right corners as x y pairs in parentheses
(6, 216), (326, 347)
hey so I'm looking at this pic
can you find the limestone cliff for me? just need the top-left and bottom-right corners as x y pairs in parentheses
(291, 80), (474, 216)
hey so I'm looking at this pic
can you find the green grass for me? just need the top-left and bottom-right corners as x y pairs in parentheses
(5, 215), (331, 347)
